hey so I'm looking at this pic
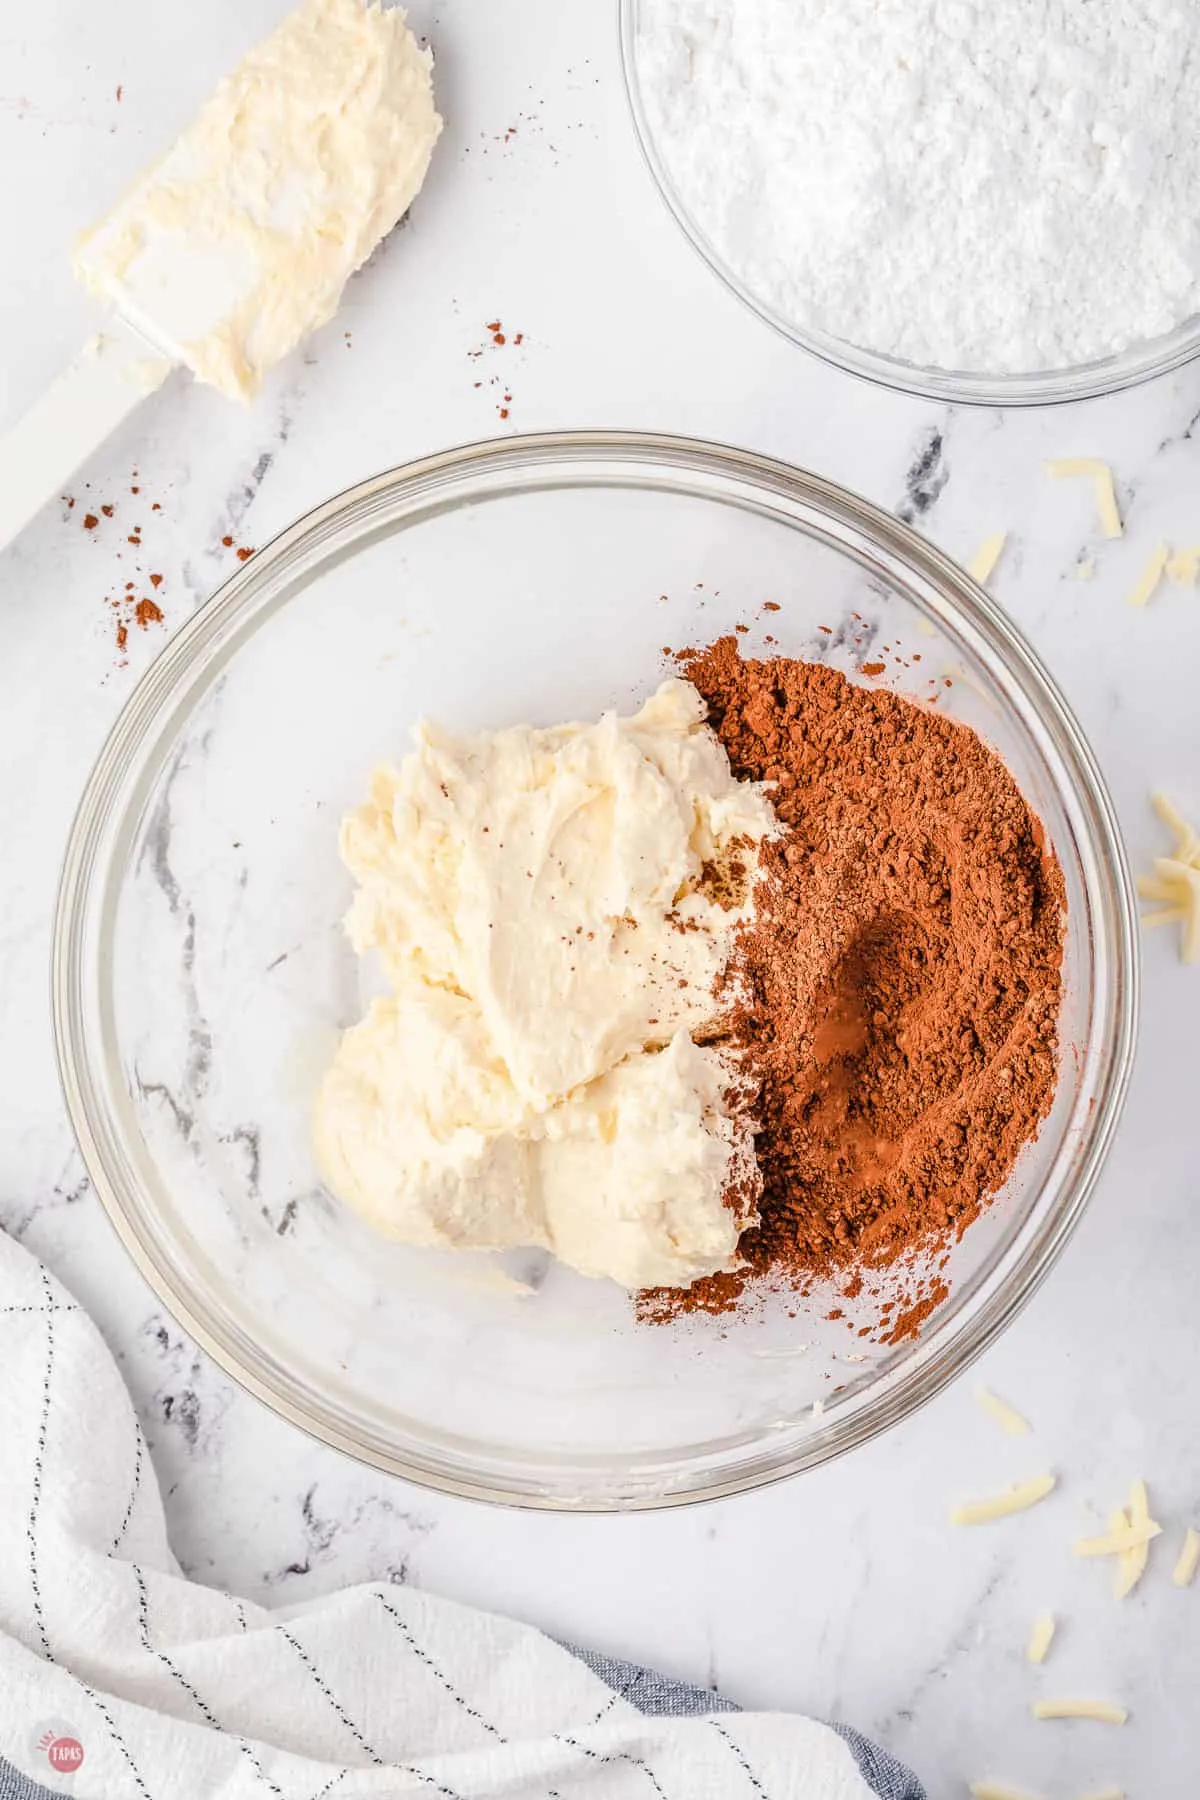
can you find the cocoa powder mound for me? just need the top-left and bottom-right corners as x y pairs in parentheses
(645, 638), (1066, 1326)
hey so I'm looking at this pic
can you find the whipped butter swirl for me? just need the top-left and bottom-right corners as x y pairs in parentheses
(314, 680), (776, 1289)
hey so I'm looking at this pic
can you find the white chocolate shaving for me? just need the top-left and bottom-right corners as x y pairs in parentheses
(950, 1474), (1056, 1526)
(969, 1785), (1043, 1800)
(1044, 458), (1122, 538)
(1124, 543), (1170, 610)
(975, 1385), (1031, 1437)
(968, 533), (1007, 585)
(1114, 1480), (1153, 1599)
(1073, 1519), (1161, 1559)
(1026, 1613), (1055, 1665)
(1139, 793), (1200, 963)
(1032, 1699), (1127, 1724)
(1166, 545), (1200, 585)
(1173, 1527), (1200, 1589)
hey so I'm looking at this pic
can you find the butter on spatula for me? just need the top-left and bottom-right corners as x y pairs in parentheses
(0, 0), (441, 549)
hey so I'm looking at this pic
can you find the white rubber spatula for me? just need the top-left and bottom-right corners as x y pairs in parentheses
(0, 0), (441, 554)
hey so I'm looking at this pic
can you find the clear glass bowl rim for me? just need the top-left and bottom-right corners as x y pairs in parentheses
(53, 429), (1140, 1509)
(618, 0), (1200, 407)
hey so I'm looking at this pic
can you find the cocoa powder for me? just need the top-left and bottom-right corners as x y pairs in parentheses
(645, 639), (1065, 1328)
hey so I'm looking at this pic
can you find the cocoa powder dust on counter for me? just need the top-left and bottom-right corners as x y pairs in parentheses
(67, 473), (172, 667)
(643, 638), (1065, 1334)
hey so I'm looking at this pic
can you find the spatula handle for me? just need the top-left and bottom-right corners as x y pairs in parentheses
(0, 323), (174, 555)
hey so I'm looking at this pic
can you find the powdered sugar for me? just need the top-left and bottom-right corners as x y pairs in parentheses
(636, 0), (1200, 374)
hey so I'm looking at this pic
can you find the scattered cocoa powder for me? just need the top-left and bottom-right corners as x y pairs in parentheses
(644, 638), (1065, 1331)
(468, 320), (524, 420)
(69, 473), (172, 666)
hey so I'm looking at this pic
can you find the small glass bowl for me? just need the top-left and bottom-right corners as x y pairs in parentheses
(54, 432), (1137, 1509)
(619, 0), (1200, 407)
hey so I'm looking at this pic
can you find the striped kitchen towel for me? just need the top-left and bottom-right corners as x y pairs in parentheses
(0, 1229), (923, 1800)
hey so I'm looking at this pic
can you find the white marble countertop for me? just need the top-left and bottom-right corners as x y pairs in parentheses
(2, 2), (1198, 1794)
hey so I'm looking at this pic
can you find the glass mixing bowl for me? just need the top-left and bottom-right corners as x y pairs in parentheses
(619, 0), (1200, 407)
(54, 432), (1137, 1508)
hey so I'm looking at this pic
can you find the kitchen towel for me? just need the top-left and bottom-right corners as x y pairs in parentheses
(0, 1229), (923, 1800)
